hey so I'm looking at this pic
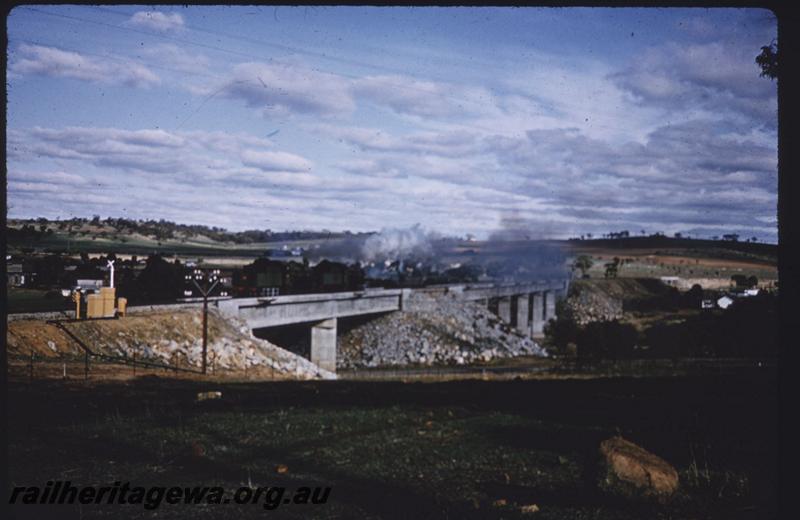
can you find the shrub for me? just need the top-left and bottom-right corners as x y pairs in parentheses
(543, 309), (580, 354)
(576, 320), (639, 360)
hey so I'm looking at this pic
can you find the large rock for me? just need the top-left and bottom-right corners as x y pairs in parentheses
(598, 436), (679, 501)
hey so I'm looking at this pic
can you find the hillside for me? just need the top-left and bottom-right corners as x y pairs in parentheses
(567, 235), (777, 264)
(6, 217), (369, 257)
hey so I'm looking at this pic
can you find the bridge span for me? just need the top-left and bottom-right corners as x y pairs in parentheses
(217, 280), (568, 372)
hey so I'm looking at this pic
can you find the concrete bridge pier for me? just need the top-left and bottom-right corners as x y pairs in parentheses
(515, 294), (529, 334)
(544, 290), (557, 325)
(531, 292), (544, 337)
(497, 296), (512, 323)
(310, 318), (337, 372)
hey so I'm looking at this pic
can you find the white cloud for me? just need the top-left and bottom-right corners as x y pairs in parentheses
(142, 43), (209, 74)
(612, 40), (777, 123)
(222, 61), (355, 116)
(218, 62), (493, 121)
(8, 170), (89, 185)
(5, 10), (778, 241)
(225, 167), (318, 188)
(240, 150), (313, 172)
(127, 11), (185, 33)
(11, 44), (160, 88)
(317, 124), (482, 158)
(353, 74), (491, 118)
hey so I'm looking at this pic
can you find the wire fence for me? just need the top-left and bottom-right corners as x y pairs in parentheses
(337, 357), (775, 381)
(42, 319), (205, 378)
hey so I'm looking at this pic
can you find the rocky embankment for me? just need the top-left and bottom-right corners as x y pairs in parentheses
(7, 308), (334, 380)
(338, 294), (547, 368)
(562, 278), (679, 325)
(564, 283), (624, 325)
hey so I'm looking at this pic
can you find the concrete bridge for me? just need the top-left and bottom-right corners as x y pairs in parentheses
(217, 280), (568, 372)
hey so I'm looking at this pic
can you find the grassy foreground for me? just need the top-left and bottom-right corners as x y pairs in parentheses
(7, 370), (778, 519)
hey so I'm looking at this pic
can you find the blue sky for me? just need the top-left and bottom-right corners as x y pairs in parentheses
(7, 6), (778, 241)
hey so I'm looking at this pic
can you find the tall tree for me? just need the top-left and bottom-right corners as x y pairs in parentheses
(573, 255), (593, 278)
(137, 255), (184, 301)
(756, 41), (778, 80)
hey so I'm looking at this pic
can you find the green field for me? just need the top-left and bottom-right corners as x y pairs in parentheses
(8, 370), (778, 519)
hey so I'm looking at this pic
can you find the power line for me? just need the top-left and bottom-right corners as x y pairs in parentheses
(9, 36), (225, 82)
(86, 5), (418, 78)
(85, 5), (500, 88)
(175, 80), (251, 130)
(79, 5), (649, 135)
(14, 5), (645, 136)
(14, 5), (510, 117)
(17, 6), (281, 65)
(8, 35), (262, 129)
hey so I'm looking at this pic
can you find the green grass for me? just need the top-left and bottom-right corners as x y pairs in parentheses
(8, 372), (778, 519)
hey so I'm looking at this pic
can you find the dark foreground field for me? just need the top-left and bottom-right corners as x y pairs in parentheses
(7, 370), (778, 519)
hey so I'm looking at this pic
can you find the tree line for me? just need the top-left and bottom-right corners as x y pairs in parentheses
(8, 217), (372, 245)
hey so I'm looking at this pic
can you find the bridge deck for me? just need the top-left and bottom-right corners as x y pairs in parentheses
(218, 282), (567, 329)
(217, 281), (568, 373)
(219, 289), (403, 329)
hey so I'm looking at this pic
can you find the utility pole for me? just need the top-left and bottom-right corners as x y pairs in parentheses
(186, 268), (220, 375)
(73, 291), (82, 319)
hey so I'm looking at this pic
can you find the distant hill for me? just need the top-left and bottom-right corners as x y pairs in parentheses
(7, 217), (370, 244)
(566, 235), (776, 264)
(6, 217), (373, 257)
(6, 218), (777, 268)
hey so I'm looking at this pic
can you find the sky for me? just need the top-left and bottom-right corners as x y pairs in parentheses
(6, 6), (779, 242)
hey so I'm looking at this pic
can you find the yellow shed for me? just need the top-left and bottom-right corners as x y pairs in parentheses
(86, 294), (103, 318)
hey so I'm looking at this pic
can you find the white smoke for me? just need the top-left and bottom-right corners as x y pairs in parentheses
(361, 225), (434, 263)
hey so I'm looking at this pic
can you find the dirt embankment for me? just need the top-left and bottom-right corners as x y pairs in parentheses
(338, 294), (546, 368)
(7, 308), (334, 380)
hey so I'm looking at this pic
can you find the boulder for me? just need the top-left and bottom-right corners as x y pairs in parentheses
(196, 390), (222, 402)
(598, 436), (679, 501)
